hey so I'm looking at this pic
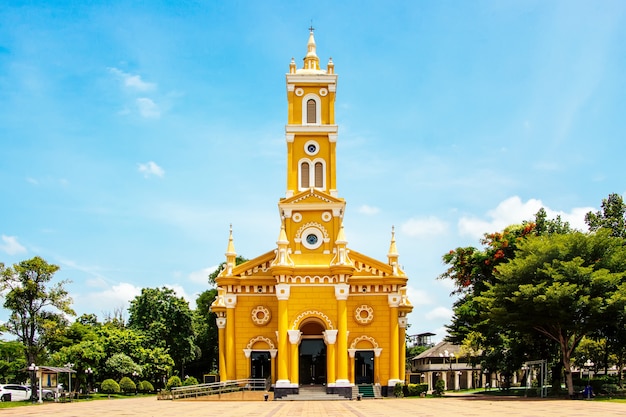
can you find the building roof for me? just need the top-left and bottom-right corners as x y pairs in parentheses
(413, 340), (462, 360)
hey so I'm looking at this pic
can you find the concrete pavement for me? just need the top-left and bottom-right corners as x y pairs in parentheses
(2, 395), (624, 417)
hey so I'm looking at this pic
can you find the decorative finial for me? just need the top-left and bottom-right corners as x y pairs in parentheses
(309, 21), (315, 33)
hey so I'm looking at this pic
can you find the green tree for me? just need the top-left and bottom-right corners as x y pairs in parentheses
(0, 257), (75, 364)
(481, 230), (626, 396)
(0, 340), (27, 383)
(105, 353), (141, 380)
(186, 289), (219, 378)
(128, 287), (198, 377)
(585, 193), (626, 238)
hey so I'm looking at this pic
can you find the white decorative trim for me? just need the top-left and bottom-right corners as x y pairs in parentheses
(251, 306), (271, 326)
(398, 317), (408, 328)
(319, 88), (328, 96)
(295, 222), (329, 240)
(335, 283), (350, 301)
(304, 140), (320, 156)
(323, 329), (338, 345)
(355, 305), (374, 325)
(301, 226), (323, 250)
(295, 88), (304, 97)
(388, 293), (400, 308)
(321, 211), (332, 222)
(275, 284), (290, 300)
(292, 310), (334, 330)
(287, 330), (302, 344)
(225, 295), (237, 308)
(216, 317), (226, 329)
(292, 212), (302, 222)
(349, 335), (380, 349)
(246, 336), (276, 350)
(285, 133), (295, 143)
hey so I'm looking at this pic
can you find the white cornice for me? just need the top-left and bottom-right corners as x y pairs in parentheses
(286, 74), (337, 85)
(285, 125), (338, 134)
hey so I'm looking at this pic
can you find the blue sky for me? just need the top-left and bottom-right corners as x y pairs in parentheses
(1, 1), (625, 342)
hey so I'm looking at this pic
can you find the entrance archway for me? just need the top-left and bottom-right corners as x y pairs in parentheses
(298, 320), (326, 385)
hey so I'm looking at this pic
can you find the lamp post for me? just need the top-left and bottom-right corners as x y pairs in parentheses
(584, 359), (594, 399)
(439, 350), (455, 390)
(132, 371), (138, 395)
(85, 368), (93, 396)
(28, 363), (38, 404)
(65, 363), (73, 401)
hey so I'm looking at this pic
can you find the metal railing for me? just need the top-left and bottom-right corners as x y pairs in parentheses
(169, 378), (269, 400)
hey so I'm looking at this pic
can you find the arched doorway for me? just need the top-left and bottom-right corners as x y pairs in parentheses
(299, 321), (326, 385)
(355, 350), (374, 384)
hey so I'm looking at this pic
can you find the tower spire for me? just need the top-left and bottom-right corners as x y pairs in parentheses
(387, 226), (399, 274)
(224, 224), (237, 276)
(303, 27), (320, 71)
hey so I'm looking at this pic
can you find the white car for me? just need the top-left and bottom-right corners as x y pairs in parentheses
(0, 384), (54, 401)
(0, 384), (31, 401)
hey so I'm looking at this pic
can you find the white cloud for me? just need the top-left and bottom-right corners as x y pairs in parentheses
(188, 266), (219, 285)
(0, 235), (27, 255)
(405, 286), (435, 306)
(136, 97), (161, 118)
(458, 196), (594, 239)
(401, 216), (449, 238)
(138, 161), (165, 178)
(358, 205), (380, 215)
(425, 306), (453, 321)
(164, 284), (192, 305)
(79, 282), (142, 318)
(108, 67), (156, 91)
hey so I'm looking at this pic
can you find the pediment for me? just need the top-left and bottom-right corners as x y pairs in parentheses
(348, 249), (406, 278)
(280, 188), (344, 206)
(218, 251), (276, 280)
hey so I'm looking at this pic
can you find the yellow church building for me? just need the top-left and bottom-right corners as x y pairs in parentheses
(210, 30), (413, 399)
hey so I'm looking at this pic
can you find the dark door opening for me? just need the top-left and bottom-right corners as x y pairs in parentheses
(250, 351), (271, 379)
(299, 339), (326, 385)
(355, 350), (374, 384)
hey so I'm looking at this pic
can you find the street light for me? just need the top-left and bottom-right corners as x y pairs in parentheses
(28, 363), (38, 404)
(65, 363), (74, 401)
(85, 368), (93, 395)
(132, 371), (139, 395)
(439, 350), (455, 390)
(584, 359), (594, 399)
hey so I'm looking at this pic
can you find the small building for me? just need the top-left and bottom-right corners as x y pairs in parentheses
(410, 341), (482, 392)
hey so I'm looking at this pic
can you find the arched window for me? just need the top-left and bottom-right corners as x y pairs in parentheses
(314, 162), (323, 188)
(300, 162), (310, 188)
(307, 99), (316, 124)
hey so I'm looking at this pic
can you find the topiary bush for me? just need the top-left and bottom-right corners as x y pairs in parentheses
(433, 379), (445, 397)
(393, 382), (404, 398)
(119, 376), (136, 394)
(406, 383), (429, 397)
(101, 379), (121, 394)
(183, 376), (199, 386)
(136, 381), (144, 392)
(166, 375), (182, 391)
(141, 380), (154, 393)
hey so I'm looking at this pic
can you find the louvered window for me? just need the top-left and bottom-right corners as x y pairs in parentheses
(300, 162), (310, 188)
(314, 162), (323, 188)
(307, 99), (316, 124)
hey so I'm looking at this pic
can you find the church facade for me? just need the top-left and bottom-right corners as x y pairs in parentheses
(210, 30), (413, 399)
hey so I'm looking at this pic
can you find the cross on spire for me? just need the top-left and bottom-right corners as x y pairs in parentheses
(309, 22), (315, 33)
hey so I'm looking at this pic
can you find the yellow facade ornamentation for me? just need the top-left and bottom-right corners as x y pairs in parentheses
(210, 29), (413, 399)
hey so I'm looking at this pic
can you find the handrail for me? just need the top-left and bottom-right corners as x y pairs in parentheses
(169, 379), (268, 400)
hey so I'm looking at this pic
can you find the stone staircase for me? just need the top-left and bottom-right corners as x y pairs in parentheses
(357, 384), (382, 399)
(275, 385), (349, 401)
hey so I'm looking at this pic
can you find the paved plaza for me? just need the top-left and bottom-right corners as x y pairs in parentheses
(2, 396), (624, 417)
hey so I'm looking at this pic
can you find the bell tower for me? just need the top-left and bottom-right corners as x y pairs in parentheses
(278, 29), (345, 265)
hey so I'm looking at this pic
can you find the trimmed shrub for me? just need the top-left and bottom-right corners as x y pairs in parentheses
(136, 381), (144, 392)
(166, 375), (182, 391)
(141, 380), (154, 393)
(101, 379), (121, 394)
(119, 376), (136, 394)
(433, 379), (445, 397)
(183, 376), (199, 386)
(393, 382), (404, 398)
(406, 383), (429, 397)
